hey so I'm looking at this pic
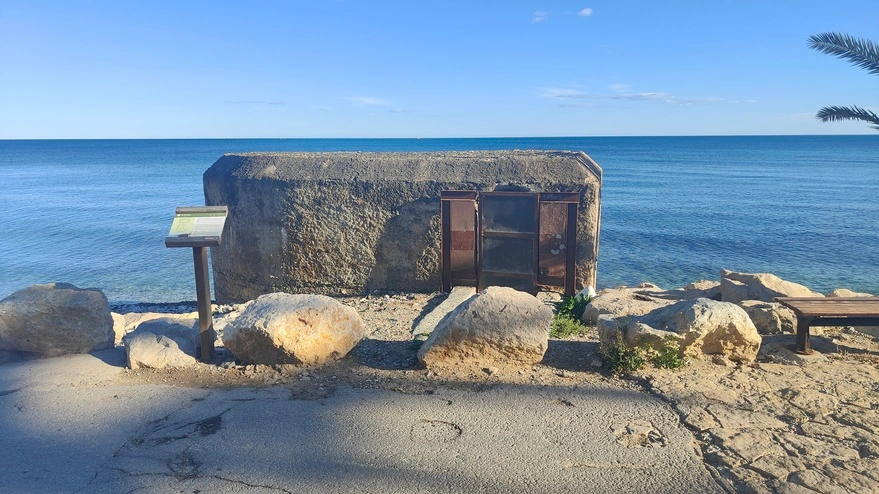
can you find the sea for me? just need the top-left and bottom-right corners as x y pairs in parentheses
(1, 136), (877, 304)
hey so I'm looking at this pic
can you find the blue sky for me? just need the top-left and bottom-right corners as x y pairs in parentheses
(1, 0), (878, 138)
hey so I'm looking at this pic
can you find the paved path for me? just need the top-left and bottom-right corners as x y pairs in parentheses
(0, 350), (728, 493)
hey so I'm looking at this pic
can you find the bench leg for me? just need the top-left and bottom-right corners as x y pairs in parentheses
(795, 317), (813, 355)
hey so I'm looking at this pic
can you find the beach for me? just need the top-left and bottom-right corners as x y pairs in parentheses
(1, 136), (877, 492)
(3, 287), (878, 492)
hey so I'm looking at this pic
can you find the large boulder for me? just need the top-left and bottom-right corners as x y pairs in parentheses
(204, 151), (602, 303)
(0, 283), (114, 357)
(123, 318), (200, 369)
(720, 270), (823, 304)
(582, 284), (675, 325)
(223, 293), (364, 366)
(598, 298), (761, 362)
(417, 287), (552, 369)
(739, 301), (797, 335)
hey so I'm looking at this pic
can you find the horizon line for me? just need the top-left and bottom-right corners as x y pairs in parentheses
(0, 133), (875, 141)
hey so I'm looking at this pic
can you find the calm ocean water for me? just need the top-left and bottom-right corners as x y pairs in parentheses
(1, 136), (877, 303)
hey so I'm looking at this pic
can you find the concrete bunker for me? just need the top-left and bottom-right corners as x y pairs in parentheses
(203, 150), (602, 304)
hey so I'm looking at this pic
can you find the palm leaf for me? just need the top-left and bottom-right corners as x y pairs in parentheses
(815, 105), (879, 129)
(807, 32), (879, 76)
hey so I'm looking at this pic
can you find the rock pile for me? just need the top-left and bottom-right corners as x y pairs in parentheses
(587, 270), (878, 362)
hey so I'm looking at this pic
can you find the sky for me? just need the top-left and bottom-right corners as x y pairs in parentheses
(1, 0), (878, 138)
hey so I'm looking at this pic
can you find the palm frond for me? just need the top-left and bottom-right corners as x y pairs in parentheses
(816, 105), (879, 129)
(808, 32), (879, 76)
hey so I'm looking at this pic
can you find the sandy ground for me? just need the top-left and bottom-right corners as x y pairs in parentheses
(5, 290), (879, 492)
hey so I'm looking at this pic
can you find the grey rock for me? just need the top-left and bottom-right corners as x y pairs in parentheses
(203, 151), (602, 303)
(0, 283), (114, 357)
(417, 287), (552, 368)
(582, 286), (674, 325)
(720, 269), (822, 303)
(122, 318), (200, 369)
(223, 293), (365, 365)
(739, 301), (797, 335)
(598, 298), (761, 362)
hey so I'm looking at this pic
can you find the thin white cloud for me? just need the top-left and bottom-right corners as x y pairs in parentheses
(390, 108), (404, 113)
(541, 87), (725, 105)
(609, 83), (629, 93)
(345, 96), (392, 106)
(579, 8), (593, 16)
(532, 11), (548, 23)
(319, 106), (333, 112)
(223, 100), (285, 107)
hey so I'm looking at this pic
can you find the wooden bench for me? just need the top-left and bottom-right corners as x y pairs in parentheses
(774, 297), (879, 354)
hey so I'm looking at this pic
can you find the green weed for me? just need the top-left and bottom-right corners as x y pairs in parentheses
(600, 333), (646, 375)
(648, 338), (688, 370)
(549, 315), (589, 339)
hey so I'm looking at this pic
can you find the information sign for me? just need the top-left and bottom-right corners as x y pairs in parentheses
(165, 206), (228, 248)
(164, 205), (228, 362)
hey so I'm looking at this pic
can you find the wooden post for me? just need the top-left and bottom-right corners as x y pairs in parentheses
(192, 246), (215, 362)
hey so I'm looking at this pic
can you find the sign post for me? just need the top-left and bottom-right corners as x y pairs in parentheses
(165, 206), (228, 363)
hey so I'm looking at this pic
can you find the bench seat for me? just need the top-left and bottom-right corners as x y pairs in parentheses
(774, 297), (879, 354)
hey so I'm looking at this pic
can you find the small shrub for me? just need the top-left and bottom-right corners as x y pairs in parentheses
(555, 293), (591, 321)
(648, 338), (688, 370)
(550, 315), (589, 339)
(600, 333), (646, 375)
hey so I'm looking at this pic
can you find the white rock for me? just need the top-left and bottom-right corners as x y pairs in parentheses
(123, 318), (200, 369)
(111, 312), (127, 345)
(123, 312), (197, 332)
(827, 288), (875, 298)
(598, 298), (762, 362)
(0, 283), (114, 357)
(417, 287), (552, 369)
(720, 270), (822, 304)
(577, 286), (597, 300)
(223, 293), (364, 366)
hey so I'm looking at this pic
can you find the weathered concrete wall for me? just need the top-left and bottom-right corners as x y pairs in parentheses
(204, 151), (602, 303)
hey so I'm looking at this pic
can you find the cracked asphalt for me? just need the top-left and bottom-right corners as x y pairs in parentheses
(0, 349), (729, 493)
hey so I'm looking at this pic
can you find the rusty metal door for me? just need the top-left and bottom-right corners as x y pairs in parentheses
(478, 192), (539, 293)
(440, 191), (478, 290)
(441, 191), (578, 296)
